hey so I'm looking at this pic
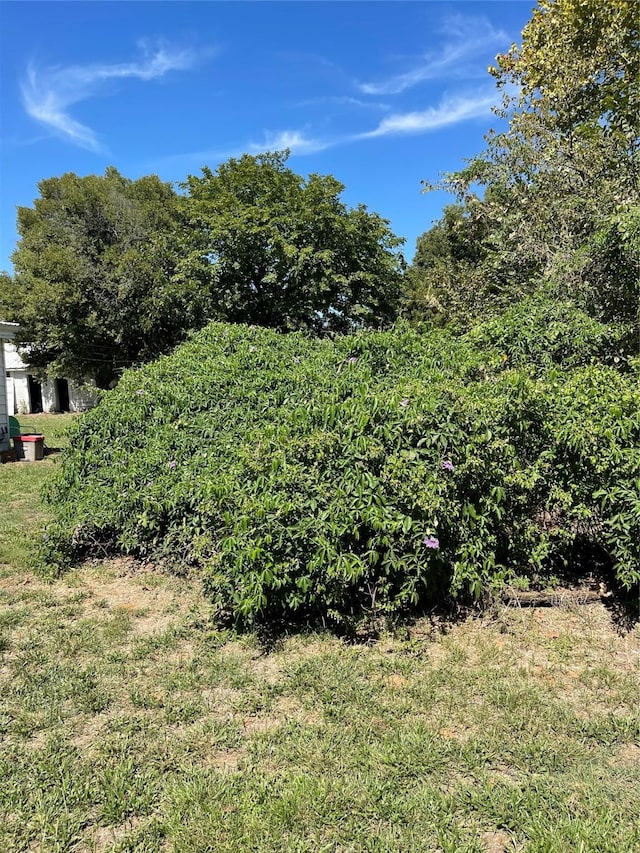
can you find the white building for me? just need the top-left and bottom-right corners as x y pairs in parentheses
(4, 340), (97, 416)
(0, 322), (19, 451)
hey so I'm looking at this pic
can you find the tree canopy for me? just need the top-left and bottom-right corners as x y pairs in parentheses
(404, 202), (492, 325)
(177, 151), (405, 334)
(408, 0), (639, 340)
(2, 168), (197, 388)
(1, 154), (405, 385)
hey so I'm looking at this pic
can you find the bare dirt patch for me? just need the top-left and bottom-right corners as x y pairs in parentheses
(247, 650), (284, 685)
(0, 570), (40, 591)
(70, 712), (116, 752)
(70, 558), (209, 637)
(76, 816), (146, 853)
(612, 742), (640, 767)
(205, 747), (245, 772)
(243, 695), (323, 735)
(481, 829), (517, 852)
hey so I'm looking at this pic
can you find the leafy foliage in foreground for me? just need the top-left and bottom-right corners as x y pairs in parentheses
(42, 313), (640, 625)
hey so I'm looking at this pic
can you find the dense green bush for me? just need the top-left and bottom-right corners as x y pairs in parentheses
(42, 319), (640, 626)
(465, 294), (628, 371)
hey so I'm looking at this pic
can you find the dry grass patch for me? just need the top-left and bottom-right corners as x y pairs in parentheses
(481, 829), (517, 853)
(75, 816), (148, 853)
(66, 557), (209, 637)
(0, 536), (637, 852)
(243, 695), (324, 735)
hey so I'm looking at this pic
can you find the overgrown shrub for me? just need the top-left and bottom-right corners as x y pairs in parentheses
(42, 320), (640, 626)
(465, 293), (627, 370)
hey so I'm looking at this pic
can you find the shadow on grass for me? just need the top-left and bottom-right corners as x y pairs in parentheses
(237, 566), (638, 654)
(563, 539), (639, 634)
(43, 535), (639, 653)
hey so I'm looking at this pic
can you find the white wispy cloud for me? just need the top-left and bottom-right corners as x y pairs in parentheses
(250, 88), (496, 154)
(21, 42), (203, 152)
(294, 95), (390, 111)
(360, 89), (498, 138)
(151, 82), (501, 173)
(149, 130), (330, 173)
(357, 14), (508, 96)
(153, 85), (496, 172)
(249, 129), (331, 155)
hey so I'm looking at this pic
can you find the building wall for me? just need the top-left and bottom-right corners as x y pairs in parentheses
(41, 377), (99, 412)
(3, 343), (97, 413)
(0, 339), (8, 451)
(6, 372), (30, 415)
(4, 343), (29, 415)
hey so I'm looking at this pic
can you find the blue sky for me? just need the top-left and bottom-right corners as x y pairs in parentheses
(0, 1), (535, 273)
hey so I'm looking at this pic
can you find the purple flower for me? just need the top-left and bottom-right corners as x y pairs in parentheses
(167, 460), (177, 469)
(423, 536), (440, 550)
(348, 356), (358, 364)
(441, 460), (454, 472)
(400, 398), (409, 408)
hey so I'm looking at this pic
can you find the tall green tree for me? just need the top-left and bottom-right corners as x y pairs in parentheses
(404, 203), (492, 325)
(413, 0), (639, 335)
(1, 155), (405, 387)
(2, 168), (200, 387)
(178, 151), (405, 333)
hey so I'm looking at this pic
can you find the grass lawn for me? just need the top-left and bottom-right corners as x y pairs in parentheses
(0, 414), (638, 852)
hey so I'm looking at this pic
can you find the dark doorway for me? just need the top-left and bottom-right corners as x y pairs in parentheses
(27, 375), (43, 413)
(56, 378), (70, 412)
